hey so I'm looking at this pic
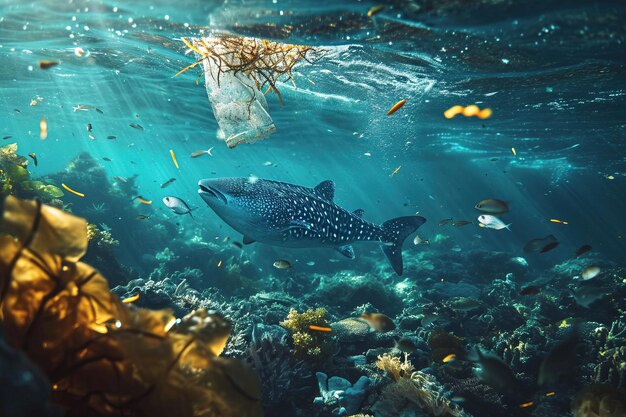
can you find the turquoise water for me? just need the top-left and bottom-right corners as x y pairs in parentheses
(2, 1), (626, 416)
(2, 1), (625, 271)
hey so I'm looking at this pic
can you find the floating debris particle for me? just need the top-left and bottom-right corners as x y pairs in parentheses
(511, 147), (517, 156)
(191, 147), (214, 158)
(367, 4), (385, 17)
(413, 235), (429, 245)
(170, 149), (179, 169)
(122, 294), (140, 303)
(129, 123), (144, 131)
(390, 165), (401, 177)
(30, 96), (43, 106)
(136, 214), (150, 220)
(62, 183), (85, 197)
(74, 47), (85, 57)
(88, 134), (95, 140)
(308, 325), (332, 332)
(273, 259), (292, 269)
(217, 260), (223, 267)
(3, 135), (12, 140)
(387, 99), (406, 116)
(39, 60), (59, 69)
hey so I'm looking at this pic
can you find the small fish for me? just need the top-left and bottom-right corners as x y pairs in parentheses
(511, 147), (517, 156)
(575, 244), (592, 257)
(231, 241), (243, 249)
(390, 165), (401, 177)
(102, 157), (111, 162)
(28, 153), (38, 166)
(86, 123), (93, 132)
(519, 402), (534, 408)
(14, 109), (20, 113)
(40, 118), (48, 140)
(129, 123), (144, 131)
(394, 337), (418, 354)
(162, 196), (194, 217)
(122, 294), (140, 303)
(520, 285), (541, 296)
(581, 265), (601, 280)
(191, 147), (214, 158)
(134, 196), (152, 205)
(306, 261), (316, 266)
(550, 218), (569, 225)
(113, 176), (128, 183)
(570, 285), (608, 308)
(160, 178), (176, 188)
(106, 135), (117, 140)
(364, 152), (372, 157)
(475, 199), (509, 215)
(62, 183), (85, 197)
(452, 220), (472, 227)
(360, 312), (395, 333)
(438, 218), (453, 226)
(545, 392), (556, 397)
(387, 99), (406, 116)
(477, 214), (511, 231)
(447, 297), (481, 312)
(3, 135), (12, 140)
(442, 353), (457, 363)
(309, 325), (332, 332)
(170, 149), (179, 169)
(72, 104), (101, 112)
(471, 349), (522, 394)
(136, 214), (150, 220)
(88, 134), (95, 140)
(413, 235), (429, 245)
(538, 326), (579, 386)
(273, 259), (292, 269)
(39, 60), (59, 69)
(523, 234), (559, 253)
(367, 4), (384, 17)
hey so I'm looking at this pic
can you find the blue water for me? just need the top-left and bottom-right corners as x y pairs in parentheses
(0, 0), (626, 414)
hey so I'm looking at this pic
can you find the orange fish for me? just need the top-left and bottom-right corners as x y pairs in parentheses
(122, 294), (140, 303)
(309, 325), (332, 332)
(519, 402), (534, 408)
(387, 99), (406, 116)
(134, 196), (152, 205)
(360, 312), (395, 333)
(40, 118), (48, 140)
(62, 183), (85, 197)
(442, 353), (457, 363)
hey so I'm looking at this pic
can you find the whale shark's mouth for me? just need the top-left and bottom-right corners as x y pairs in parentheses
(199, 183), (228, 204)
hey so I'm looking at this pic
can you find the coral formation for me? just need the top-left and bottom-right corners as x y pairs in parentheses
(281, 307), (332, 360)
(0, 196), (263, 417)
(314, 372), (371, 416)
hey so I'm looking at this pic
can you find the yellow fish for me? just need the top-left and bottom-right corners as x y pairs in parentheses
(122, 294), (140, 303)
(550, 218), (569, 225)
(62, 183), (85, 197)
(390, 165), (401, 177)
(511, 147), (517, 156)
(170, 149), (179, 169)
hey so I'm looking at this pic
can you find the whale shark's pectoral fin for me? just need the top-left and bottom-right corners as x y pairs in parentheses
(353, 208), (364, 217)
(242, 235), (256, 245)
(314, 180), (335, 202)
(336, 244), (355, 259)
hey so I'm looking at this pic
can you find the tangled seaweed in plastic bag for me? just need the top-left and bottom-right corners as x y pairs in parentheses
(177, 35), (321, 106)
(0, 196), (263, 417)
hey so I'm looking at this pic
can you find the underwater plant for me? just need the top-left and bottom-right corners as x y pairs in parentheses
(373, 354), (467, 417)
(0, 143), (64, 205)
(0, 196), (263, 417)
(280, 307), (331, 360)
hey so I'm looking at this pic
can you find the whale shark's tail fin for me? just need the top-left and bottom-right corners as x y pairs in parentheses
(381, 215), (427, 276)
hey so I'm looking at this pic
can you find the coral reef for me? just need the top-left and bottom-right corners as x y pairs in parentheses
(314, 372), (371, 416)
(0, 196), (263, 417)
(281, 308), (332, 361)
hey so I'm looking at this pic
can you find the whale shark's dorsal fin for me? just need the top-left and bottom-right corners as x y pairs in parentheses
(353, 209), (364, 217)
(243, 235), (256, 245)
(336, 244), (355, 259)
(314, 180), (334, 202)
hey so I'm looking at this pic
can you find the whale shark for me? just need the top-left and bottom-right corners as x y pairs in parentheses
(198, 177), (426, 275)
